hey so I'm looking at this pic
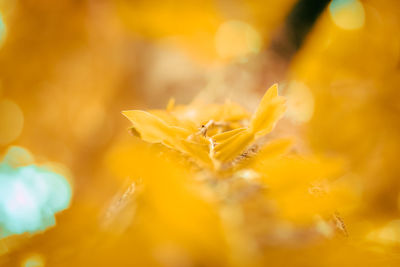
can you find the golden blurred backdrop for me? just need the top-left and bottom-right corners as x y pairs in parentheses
(0, 0), (400, 266)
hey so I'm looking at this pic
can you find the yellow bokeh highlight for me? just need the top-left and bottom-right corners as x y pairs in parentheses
(215, 20), (261, 60)
(2, 146), (33, 167)
(0, 99), (24, 145)
(367, 220), (400, 246)
(329, 0), (365, 30)
(21, 254), (45, 267)
(285, 81), (314, 123)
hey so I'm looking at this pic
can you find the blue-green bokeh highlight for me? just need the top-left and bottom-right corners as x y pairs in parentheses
(0, 162), (72, 238)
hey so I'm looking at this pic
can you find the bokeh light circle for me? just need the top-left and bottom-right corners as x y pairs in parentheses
(21, 254), (45, 267)
(285, 81), (314, 123)
(0, 13), (6, 46)
(329, 0), (365, 30)
(3, 146), (34, 167)
(215, 20), (261, 60)
(0, 99), (24, 145)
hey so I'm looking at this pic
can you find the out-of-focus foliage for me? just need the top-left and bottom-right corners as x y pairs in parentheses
(0, 0), (400, 266)
(291, 0), (400, 213)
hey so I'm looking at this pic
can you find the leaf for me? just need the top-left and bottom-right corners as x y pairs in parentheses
(250, 84), (286, 136)
(255, 138), (293, 161)
(236, 138), (293, 170)
(122, 110), (190, 145)
(175, 139), (214, 167)
(213, 130), (255, 162)
(212, 128), (247, 143)
(166, 97), (175, 111)
(149, 110), (198, 132)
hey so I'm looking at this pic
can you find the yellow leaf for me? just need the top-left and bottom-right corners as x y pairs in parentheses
(213, 130), (254, 162)
(236, 138), (293, 170)
(166, 97), (175, 111)
(176, 139), (214, 167)
(149, 109), (198, 132)
(255, 138), (293, 160)
(122, 110), (190, 145)
(212, 128), (247, 143)
(250, 84), (286, 136)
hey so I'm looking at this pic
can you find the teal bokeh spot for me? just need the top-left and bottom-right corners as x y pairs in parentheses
(330, 0), (352, 11)
(0, 162), (72, 238)
(329, 0), (365, 30)
(329, 0), (359, 16)
(24, 256), (44, 267)
(0, 13), (5, 44)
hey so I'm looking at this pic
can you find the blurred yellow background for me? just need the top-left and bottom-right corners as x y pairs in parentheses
(0, 0), (400, 266)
